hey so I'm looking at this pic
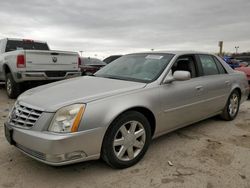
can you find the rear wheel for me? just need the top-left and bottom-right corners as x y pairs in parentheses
(5, 73), (21, 99)
(101, 111), (151, 169)
(221, 90), (240, 121)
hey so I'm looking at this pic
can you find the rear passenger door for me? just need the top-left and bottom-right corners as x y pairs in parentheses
(196, 54), (231, 113)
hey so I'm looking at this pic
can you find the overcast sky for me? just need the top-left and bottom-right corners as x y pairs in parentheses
(0, 0), (250, 58)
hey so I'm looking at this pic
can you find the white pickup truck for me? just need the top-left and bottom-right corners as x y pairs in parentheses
(0, 38), (81, 98)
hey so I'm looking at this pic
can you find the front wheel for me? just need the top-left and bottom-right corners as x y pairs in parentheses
(221, 90), (240, 121)
(101, 111), (151, 169)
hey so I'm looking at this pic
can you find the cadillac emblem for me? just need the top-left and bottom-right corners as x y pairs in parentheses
(11, 108), (19, 120)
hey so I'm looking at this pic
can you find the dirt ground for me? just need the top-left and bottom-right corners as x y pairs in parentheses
(0, 84), (250, 188)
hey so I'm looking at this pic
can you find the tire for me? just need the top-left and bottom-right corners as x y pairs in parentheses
(5, 73), (21, 99)
(101, 111), (151, 169)
(220, 90), (240, 121)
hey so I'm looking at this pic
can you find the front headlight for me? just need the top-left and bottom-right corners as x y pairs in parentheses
(48, 104), (85, 133)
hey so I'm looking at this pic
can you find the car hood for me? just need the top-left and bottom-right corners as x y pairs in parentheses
(18, 76), (146, 112)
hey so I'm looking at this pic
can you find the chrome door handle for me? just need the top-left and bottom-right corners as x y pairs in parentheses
(225, 81), (231, 86)
(195, 86), (203, 91)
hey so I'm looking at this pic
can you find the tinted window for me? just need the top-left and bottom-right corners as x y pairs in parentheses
(199, 55), (219, 76)
(81, 58), (106, 65)
(103, 55), (122, 64)
(5, 40), (49, 52)
(95, 53), (174, 83)
(213, 57), (227, 74)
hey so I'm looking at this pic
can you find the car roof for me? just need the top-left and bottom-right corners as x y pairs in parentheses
(1, 38), (47, 43)
(128, 51), (213, 56)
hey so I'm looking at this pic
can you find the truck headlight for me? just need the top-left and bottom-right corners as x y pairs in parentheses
(49, 104), (85, 133)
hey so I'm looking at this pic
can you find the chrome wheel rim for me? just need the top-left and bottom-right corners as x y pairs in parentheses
(228, 93), (239, 117)
(6, 79), (12, 95)
(113, 121), (146, 161)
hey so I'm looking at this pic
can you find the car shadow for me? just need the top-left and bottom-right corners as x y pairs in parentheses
(0, 82), (5, 89)
(16, 116), (220, 172)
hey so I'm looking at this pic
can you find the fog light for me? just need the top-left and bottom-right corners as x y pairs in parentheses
(46, 153), (66, 162)
(65, 151), (87, 160)
(45, 151), (87, 163)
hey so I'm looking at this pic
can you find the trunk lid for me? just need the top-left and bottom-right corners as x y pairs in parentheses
(24, 50), (78, 71)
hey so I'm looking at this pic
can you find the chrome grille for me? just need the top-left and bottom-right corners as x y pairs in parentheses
(9, 103), (43, 128)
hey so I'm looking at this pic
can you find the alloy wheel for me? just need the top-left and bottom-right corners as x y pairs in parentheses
(113, 121), (146, 161)
(228, 93), (239, 117)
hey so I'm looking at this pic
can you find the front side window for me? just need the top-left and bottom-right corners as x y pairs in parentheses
(171, 55), (198, 78)
(95, 53), (174, 83)
(199, 55), (220, 76)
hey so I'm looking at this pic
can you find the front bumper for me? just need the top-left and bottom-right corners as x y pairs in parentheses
(14, 71), (81, 82)
(4, 123), (105, 166)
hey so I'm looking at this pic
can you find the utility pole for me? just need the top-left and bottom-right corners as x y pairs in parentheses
(218, 41), (223, 56)
(79, 51), (83, 57)
(235, 46), (239, 54)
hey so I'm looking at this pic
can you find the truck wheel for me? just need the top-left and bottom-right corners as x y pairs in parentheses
(5, 73), (21, 99)
(220, 90), (240, 121)
(101, 111), (151, 169)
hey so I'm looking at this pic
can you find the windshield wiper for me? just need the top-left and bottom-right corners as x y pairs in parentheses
(95, 74), (127, 80)
(95, 74), (148, 83)
(101, 75), (124, 80)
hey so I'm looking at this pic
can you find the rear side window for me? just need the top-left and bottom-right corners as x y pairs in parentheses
(213, 57), (227, 74)
(199, 55), (220, 76)
(5, 40), (49, 52)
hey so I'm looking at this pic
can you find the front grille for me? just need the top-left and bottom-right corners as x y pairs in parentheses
(16, 143), (45, 160)
(45, 71), (66, 77)
(9, 103), (43, 128)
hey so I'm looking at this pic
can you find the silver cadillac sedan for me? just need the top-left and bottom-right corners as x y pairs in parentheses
(4, 51), (249, 168)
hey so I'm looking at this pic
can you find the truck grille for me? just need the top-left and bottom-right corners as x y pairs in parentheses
(45, 71), (66, 77)
(9, 103), (43, 128)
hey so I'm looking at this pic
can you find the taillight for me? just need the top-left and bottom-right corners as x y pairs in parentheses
(78, 57), (81, 68)
(16, 55), (26, 68)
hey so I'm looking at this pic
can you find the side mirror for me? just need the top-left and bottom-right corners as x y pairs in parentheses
(173, 71), (191, 81)
(163, 70), (191, 84)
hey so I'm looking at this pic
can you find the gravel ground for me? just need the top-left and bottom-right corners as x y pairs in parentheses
(0, 84), (250, 188)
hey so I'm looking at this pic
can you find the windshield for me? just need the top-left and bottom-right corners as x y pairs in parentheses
(95, 53), (174, 83)
(5, 40), (49, 52)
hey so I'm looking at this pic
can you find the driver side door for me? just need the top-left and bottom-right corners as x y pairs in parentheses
(157, 54), (210, 134)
